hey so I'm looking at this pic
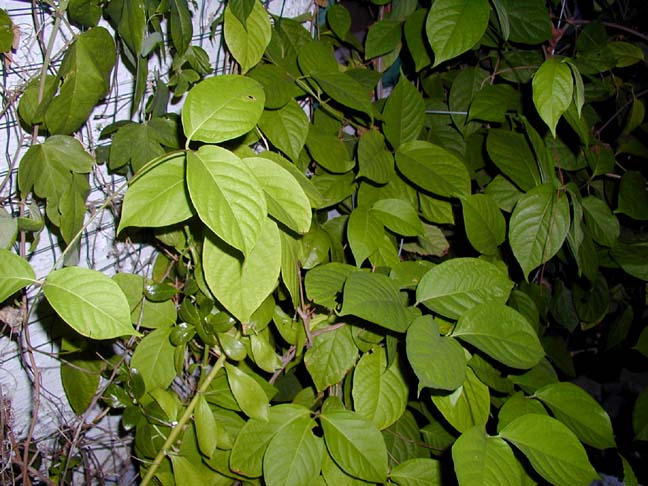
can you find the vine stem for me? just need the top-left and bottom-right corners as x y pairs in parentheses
(140, 353), (227, 486)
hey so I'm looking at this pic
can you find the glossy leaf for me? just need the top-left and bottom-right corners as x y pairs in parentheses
(371, 198), (423, 236)
(258, 100), (309, 162)
(44, 267), (136, 339)
(389, 458), (442, 486)
(306, 129), (355, 174)
(486, 129), (541, 192)
(404, 9), (432, 72)
(119, 153), (193, 232)
(195, 394), (219, 457)
(509, 184), (570, 279)
(383, 76), (425, 149)
(225, 362), (269, 421)
(365, 19), (402, 60)
(497, 392), (548, 432)
(500, 414), (599, 486)
(532, 58), (573, 137)
(224, 1), (271, 73)
(182, 75), (265, 143)
(498, 0), (551, 44)
(304, 325), (357, 391)
(426, 0), (491, 67)
(452, 426), (522, 486)
(461, 194), (506, 255)
(130, 327), (176, 392)
(320, 409), (388, 483)
(534, 382), (615, 449)
(357, 130), (394, 184)
(313, 73), (373, 120)
(340, 272), (411, 333)
(187, 145), (266, 256)
(416, 258), (513, 319)
(406, 315), (466, 391)
(203, 219), (281, 323)
(432, 368), (490, 433)
(454, 302), (544, 369)
(347, 207), (384, 266)
(0, 249), (36, 303)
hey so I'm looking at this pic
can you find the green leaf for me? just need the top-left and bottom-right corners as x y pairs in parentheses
(383, 76), (425, 149)
(258, 100), (309, 162)
(509, 184), (570, 279)
(352, 348), (408, 430)
(224, 1), (271, 73)
(304, 325), (358, 391)
(340, 272), (411, 333)
(389, 458), (442, 486)
(633, 387), (648, 441)
(313, 73), (373, 120)
(486, 129), (541, 192)
(130, 327), (176, 392)
(449, 67), (488, 138)
(534, 382), (615, 449)
(371, 199), (423, 236)
(230, 404), (311, 477)
(500, 414), (599, 486)
(395, 140), (471, 198)
(426, 0), (490, 67)
(320, 409), (388, 483)
(0, 9), (14, 52)
(203, 219), (281, 323)
(452, 426), (522, 486)
(581, 196), (619, 247)
(225, 362), (269, 421)
(0, 249), (36, 303)
(617, 171), (648, 221)
(168, 0), (192, 54)
(242, 157), (311, 234)
(404, 9), (432, 72)
(461, 194), (506, 255)
(357, 130), (394, 184)
(18, 136), (94, 201)
(187, 145), (266, 256)
(195, 394), (219, 457)
(432, 368), (490, 433)
(0, 210), (17, 250)
(484, 175), (523, 212)
(469, 84), (520, 123)
(498, 0), (552, 44)
(347, 207), (384, 266)
(416, 258), (513, 319)
(264, 416), (323, 486)
(45, 27), (115, 134)
(304, 262), (356, 308)
(44, 267), (136, 339)
(532, 58), (573, 137)
(61, 356), (102, 414)
(454, 303), (544, 369)
(620, 454), (639, 486)
(182, 75), (265, 143)
(306, 129), (355, 174)
(635, 328), (648, 358)
(497, 392), (548, 432)
(248, 64), (301, 110)
(365, 19), (402, 60)
(68, 0), (102, 27)
(58, 178), (87, 245)
(490, 0), (510, 41)
(119, 153), (193, 232)
(406, 315), (466, 391)
(327, 3), (351, 40)
(609, 41), (645, 67)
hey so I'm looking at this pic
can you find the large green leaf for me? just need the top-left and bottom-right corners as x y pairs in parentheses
(469, 84), (520, 123)
(306, 129), (355, 174)
(406, 315), (466, 391)
(44, 267), (136, 339)
(461, 194), (506, 255)
(258, 100), (309, 162)
(532, 58), (573, 137)
(357, 130), (394, 184)
(203, 219), (280, 323)
(617, 171), (648, 221)
(395, 140), (471, 198)
(242, 157), (311, 234)
(313, 73), (373, 120)
(365, 19), (402, 60)
(582, 196), (620, 247)
(119, 153), (193, 232)
(416, 258), (513, 319)
(187, 145), (266, 256)
(168, 0), (192, 54)
(453, 303), (544, 369)
(371, 199), (424, 236)
(352, 348), (408, 430)
(497, 392), (548, 433)
(225, 362), (269, 421)
(389, 458), (442, 486)
(347, 207), (384, 266)
(320, 409), (388, 483)
(533, 382), (615, 449)
(194, 394), (219, 458)
(0, 249), (36, 303)
(264, 416), (323, 486)
(224, 1), (271, 73)
(432, 368), (490, 433)
(486, 129), (541, 192)
(230, 404), (311, 477)
(130, 327), (176, 392)
(449, 67), (488, 138)
(426, 0), (490, 67)
(45, 27), (115, 134)
(509, 184), (570, 279)
(500, 414), (599, 486)
(304, 262), (356, 308)
(404, 9), (433, 72)
(340, 272), (411, 333)
(383, 76), (425, 149)
(182, 75), (265, 143)
(304, 325), (358, 391)
(18, 136), (94, 201)
(452, 426), (521, 486)
(498, 0), (551, 44)
(60, 356), (102, 414)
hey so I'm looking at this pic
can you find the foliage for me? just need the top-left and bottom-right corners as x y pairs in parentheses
(2, 0), (648, 484)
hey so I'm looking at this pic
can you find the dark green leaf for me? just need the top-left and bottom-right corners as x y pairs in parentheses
(486, 129), (541, 192)
(314, 73), (374, 120)
(461, 194), (506, 255)
(498, 0), (551, 44)
(617, 171), (648, 221)
(383, 76), (425, 149)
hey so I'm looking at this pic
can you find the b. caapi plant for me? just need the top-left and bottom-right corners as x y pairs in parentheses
(1, 0), (648, 484)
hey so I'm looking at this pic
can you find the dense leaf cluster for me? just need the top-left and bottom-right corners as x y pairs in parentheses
(1, 0), (648, 484)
